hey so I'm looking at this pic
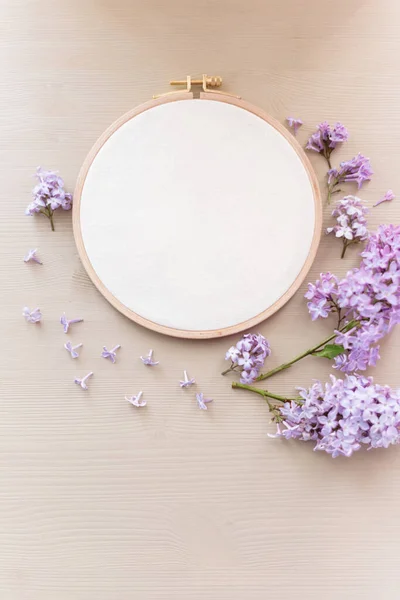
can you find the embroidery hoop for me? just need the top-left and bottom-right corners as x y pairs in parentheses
(73, 77), (322, 339)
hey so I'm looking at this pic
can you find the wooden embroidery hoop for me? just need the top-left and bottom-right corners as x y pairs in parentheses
(73, 76), (322, 339)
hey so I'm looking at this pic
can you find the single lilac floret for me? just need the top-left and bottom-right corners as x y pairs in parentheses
(374, 190), (395, 207)
(60, 313), (83, 334)
(24, 249), (42, 264)
(180, 370), (195, 388)
(23, 306), (42, 323)
(74, 371), (93, 390)
(101, 344), (121, 363)
(64, 341), (83, 359)
(286, 117), (303, 136)
(126, 391), (146, 407)
(196, 393), (213, 410)
(140, 349), (159, 366)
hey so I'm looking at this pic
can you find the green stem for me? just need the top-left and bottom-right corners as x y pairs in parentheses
(341, 240), (348, 259)
(49, 211), (55, 231)
(221, 364), (238, 376)
(256, 320), (358, 382)
(232, 381), (300, 403)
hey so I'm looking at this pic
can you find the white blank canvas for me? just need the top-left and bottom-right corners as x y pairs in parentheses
(79, 98), (318, 333)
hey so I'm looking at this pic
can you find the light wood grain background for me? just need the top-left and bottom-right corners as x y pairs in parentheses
(1, 1), (400, 598)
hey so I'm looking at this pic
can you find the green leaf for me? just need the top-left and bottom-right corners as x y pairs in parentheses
(312, 344), (346, 359)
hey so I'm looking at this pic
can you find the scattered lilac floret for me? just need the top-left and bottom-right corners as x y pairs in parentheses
(101, 344), (121, 363)
(64, 341), (83, 359)
(23, 307), (42, 323)
(374, 190), (395, 207)
(286, 117), (303, 136)
(196, 392), (213, 410)
(140, 349), (159, 366)
(126, 391), (146, 407)
(24, 249), (42, 264)
(74, 372), (93, 390)
(60, 313), (83, 334)
(180, 370), (195, 388)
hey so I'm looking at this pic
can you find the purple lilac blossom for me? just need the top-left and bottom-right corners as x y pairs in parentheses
(328, 154), (373, 190)
(286, 117), (303, 136)
(126, 391), (146, 407)
(374, 190), (395, 207)
(25, 167), (73, 230)
(326, 196), (368, 257)
(306, 225), (400, 373)
(60, 314), (83, 334)
(196, 393), (213, 410)
(74, 372), (93, 390)
(273, 374), (400, 457)
(24, 249), (42, 264)
(304, 273), (339, 322)
(101, 344), (121, 363)
(64, 341), (82, 359)
(306, 121), (349, 162)
(180, 370), (195, 388)
(225, 333), (271, 383)
(23, 306), (42, 323)
(140, 349), (159, 366)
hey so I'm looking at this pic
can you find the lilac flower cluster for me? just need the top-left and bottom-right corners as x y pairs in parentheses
(25, 168), (72, 231)
(327, 154), (373, 202)
(306, 121), (349, 165)
(305, 272), (339, 321)
(306, 224), (400, 373)
(326, 196), (369, 258)
(225, 333), (271, 384)
(275, 374), (400, 457)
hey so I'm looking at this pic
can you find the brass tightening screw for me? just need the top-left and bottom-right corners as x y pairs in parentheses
(170, 75), (222, 87)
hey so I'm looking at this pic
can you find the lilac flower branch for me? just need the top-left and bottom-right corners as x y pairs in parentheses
(327, 196), (369, 259)
(25, 167), (72, 231)
(306, 121), (349, 170)
(255, 320), (358, 382)
(223, 333), (271, 383)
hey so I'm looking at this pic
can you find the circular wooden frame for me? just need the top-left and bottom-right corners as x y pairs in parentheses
(73, 92), (322, 339)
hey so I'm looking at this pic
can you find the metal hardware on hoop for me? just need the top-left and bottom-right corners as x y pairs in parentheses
(153, 74), (240, 99)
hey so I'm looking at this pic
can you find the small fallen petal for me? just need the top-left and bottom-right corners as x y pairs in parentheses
(286, 117), (303, 136)
(140, 349), (159, 366)
(196, 392), (213, 410)
(374, 190), (395, 207)
(179, 370), (196, 388)
(23, 306), (42, 323)
(267, 423), (283, 438)
(74, 371), (93, 390)
(126, 391), (146, 407)
(60, 313), (84, 334)
(64, 341), (82, 359)
(101, 344), (121, 363)
(24, 249), (42, 264)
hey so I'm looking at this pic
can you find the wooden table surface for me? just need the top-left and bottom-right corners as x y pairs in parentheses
(1, 1), (400, 598)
